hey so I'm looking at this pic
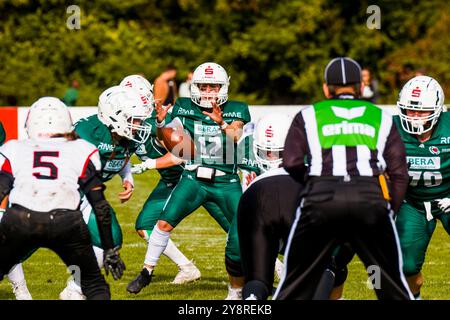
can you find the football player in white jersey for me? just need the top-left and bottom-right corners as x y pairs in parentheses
(0, 97), (125, 300)
(237, 113), (303, 300)
(0, 122), (32, 300)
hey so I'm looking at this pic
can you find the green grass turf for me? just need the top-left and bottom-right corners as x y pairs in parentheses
(0, 169), (449, 300)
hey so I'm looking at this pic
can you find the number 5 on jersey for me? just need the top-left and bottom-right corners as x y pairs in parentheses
(33, 151), (59, 180)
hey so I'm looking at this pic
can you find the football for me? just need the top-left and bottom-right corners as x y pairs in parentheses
(160, 127), (196, 160)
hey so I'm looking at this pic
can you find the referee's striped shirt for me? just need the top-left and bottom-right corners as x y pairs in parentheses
(283, 98), (408, 212)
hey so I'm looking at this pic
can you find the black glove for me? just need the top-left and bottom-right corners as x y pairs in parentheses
(103, 246), (126, 280)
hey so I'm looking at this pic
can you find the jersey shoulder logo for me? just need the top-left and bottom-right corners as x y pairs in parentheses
(331, 106), (366, 120)
(98, 142), (115, 152)
(177, 107), (195, 116)
(223, 111), (242, 118)
(429, 146), (440, 155)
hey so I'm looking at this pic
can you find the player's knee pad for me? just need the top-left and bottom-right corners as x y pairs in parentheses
(225, 256), (243, 277)
(243, 280), (270, 300)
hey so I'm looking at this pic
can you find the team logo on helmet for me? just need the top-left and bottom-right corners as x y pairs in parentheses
(205, 66), (214, 75)
(411, 87), (421, 98)
(265, 126), (274, 138)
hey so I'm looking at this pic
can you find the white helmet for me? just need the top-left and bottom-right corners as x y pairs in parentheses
(119, 74), (155, 112)
(98, 85), (151, 143)
(191, 62), (230, 108)
(26, 97), (73, 139)
(397, 75), (445, 134)
(253, 113), (292, 172)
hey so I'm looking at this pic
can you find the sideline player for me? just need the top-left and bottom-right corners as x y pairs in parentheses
(0, 97), (125, 300)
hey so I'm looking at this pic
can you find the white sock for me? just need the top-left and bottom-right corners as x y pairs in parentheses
(93, 246), (104, 269)
(144, 225), (170, 266)
(8, 264), (26, 284)
(163, 238), (191, 267)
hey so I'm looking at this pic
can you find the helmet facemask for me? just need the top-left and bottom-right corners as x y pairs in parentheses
(191, 83), (228, 109)
(253, 143), (284, 172)
(396, 75), (445, 135)
(397, 101), (442, 135)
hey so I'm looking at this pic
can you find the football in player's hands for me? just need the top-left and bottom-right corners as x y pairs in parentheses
(160, 127), (196, 160)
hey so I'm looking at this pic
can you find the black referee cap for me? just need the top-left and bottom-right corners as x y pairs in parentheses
(324, 57), (362, 85)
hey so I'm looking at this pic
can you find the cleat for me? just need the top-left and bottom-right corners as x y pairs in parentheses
(11, 280), (32, 300)
(171, 262), (201, 284)
(225, 285), (242, 300)
(59, 280), (86, 300)
(127, 268), (152, 294)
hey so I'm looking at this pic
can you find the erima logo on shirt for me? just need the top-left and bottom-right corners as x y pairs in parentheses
(322, 121), (375, 138)
(407, 156), (441, 169)
(178, 108), (195, 116)
(98, 142), (114, 152)
(331, 106), (366, 120)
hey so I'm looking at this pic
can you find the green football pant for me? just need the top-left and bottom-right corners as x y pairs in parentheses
(81, 196), (123, 249)
(160, 170), (242, 262)
(135, 180), (230, 236)
(395, 201), (450, 276)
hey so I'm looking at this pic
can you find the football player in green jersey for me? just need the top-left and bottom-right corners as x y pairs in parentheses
(59, 84), (152, 299)
(128, 62), (250, 299)
(394, 75), (448, 300)
(118, 75), (202, 290)
(0, 122), (32, 300)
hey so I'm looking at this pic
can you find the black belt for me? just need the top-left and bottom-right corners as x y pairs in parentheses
(308, 175), (379, 183)
(10, 204), (80, 216)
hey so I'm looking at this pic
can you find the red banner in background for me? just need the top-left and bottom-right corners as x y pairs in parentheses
(0, 107), (18, 142)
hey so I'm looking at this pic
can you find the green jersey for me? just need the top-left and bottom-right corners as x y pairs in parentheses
(168, 97), (251, 174)
(236, 123), (261, 175)
(75, 115), (139, 182)
(394, 112), (450, 213)
(135, 115), (184, 185)
(0, 122), (5, 146)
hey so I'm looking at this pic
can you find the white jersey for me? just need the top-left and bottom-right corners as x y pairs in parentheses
(0, 137), (101, 212)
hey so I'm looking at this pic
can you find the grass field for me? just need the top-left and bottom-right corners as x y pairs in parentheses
(1, 169), (450, 300)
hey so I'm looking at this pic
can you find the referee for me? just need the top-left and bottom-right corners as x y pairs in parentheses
(274, 57), (413, 300)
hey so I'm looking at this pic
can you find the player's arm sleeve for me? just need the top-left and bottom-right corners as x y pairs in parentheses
(79, 160), (114, 250)
(383, 123), (409, 213)
(283, 112), (308, 184)
(0, 153), (14, 202)
(119, 161), (134, 187)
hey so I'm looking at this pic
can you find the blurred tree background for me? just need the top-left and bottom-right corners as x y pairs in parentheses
(0, 0), (448, 106)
